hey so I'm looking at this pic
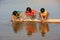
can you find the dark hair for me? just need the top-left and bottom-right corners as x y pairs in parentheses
(40, 8), (45, 13)
(26, 7), (32, 13)
(12, 11), (17, 16)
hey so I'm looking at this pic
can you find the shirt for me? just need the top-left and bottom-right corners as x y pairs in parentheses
(26, 10), (37, 16)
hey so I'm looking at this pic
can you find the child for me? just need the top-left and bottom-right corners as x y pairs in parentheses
(17, 11), (23, 22)
(11, 11), (19, 22)
(24, 7), (37, 20)
(39, 8), (49, 23)
(17, 11), (23, 19)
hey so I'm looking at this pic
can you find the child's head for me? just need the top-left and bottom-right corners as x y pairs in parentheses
(12, 11), (17, 16)
(17, 11), (20, 14)
(40, 8), (45, 13)
(12, 11), (19, 16)
(26, 7), (32, 13)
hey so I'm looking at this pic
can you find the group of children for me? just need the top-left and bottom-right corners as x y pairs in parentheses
(11, 7), (49, 23)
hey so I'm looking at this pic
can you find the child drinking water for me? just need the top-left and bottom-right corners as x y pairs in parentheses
(11, 11), (19, 22)
(11, 10), (23, 22)
(39, 8), (49, 23)
(24, 7), (37, 20)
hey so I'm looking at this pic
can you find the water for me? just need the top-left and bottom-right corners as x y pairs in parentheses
(0, 21), (60, 40)
(0, 0), (60, 40)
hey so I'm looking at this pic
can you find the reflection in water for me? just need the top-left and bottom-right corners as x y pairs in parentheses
(11, 21), (49, 37)
(11, 22), (23, 33)
(26, 22), (37, 36)
(39, 23), (49, 37)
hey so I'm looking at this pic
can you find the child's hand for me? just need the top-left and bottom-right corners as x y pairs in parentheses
(20, 19), (23, 22)
(42, 19), (46, 23)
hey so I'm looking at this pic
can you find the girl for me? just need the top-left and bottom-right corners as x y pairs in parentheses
(11, 11), (19, 22)
(24, 7), (37, 20)
(39, 8), (49, 23)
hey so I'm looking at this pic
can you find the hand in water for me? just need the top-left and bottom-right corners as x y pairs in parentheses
(20, 19), (23, 22)
(42, 19), (46, 23)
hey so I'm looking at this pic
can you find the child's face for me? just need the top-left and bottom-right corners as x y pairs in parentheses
(26, 11), (29, 12)
(16, 14), (19, 16)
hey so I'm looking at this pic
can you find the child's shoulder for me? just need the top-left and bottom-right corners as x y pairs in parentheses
(32, 10), (37, 12)
(44, 11), (48, 14)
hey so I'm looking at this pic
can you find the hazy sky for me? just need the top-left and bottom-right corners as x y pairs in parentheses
(0, 0), (60, 20)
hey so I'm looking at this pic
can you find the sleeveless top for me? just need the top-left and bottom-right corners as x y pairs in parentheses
(40, 11), (48, 18)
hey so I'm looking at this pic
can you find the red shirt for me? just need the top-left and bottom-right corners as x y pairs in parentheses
(26, 10), (37, 16)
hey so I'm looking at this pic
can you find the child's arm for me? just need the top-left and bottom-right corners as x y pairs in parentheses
(39, 13), (44, 20)
(34, 10), (37, 15)
(11, 15), (15, 22)
(19, 15), (26, 22)
(45, 12), (49, 20)
(47, 12), (49, 19)
(19, 12), (22, 17)
(39, 12), (41, 18)
(23, 15), (26, 20)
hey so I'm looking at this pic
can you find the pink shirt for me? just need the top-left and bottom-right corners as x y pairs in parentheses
(26, 10), (37, 16)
